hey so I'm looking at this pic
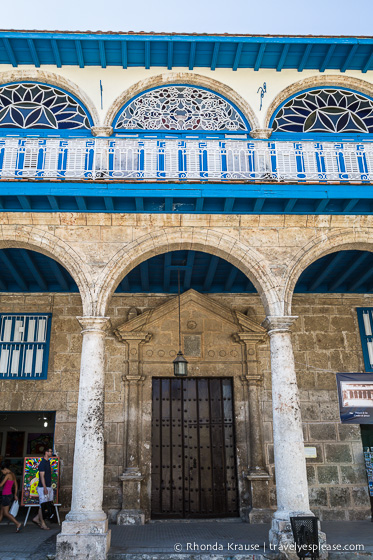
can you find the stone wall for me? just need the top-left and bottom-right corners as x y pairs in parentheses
(0, 291), (371, 520)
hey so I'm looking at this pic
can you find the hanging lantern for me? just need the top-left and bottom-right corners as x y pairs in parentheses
(173, 269), (188, 377)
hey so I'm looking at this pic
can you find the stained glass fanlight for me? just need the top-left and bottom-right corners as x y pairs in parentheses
(271, 88), (373, 134)
(0, 83), (92, 130)
(114, 85), (249, 133)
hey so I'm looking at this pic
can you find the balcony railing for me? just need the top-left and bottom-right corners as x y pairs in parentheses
(0, 138), (372, 183)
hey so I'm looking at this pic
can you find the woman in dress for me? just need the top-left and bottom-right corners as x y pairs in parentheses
(0, 465), (22, 532)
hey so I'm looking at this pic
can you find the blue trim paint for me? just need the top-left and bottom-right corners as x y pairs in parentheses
(112, 84), (251, 133)
(357, 308), (373, 373)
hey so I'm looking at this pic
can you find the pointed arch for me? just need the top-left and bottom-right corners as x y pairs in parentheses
(264, 75), (373, 130)
(104, 73), (259, 132)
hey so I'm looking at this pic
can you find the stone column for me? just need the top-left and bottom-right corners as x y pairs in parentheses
(235, 332), (271, 522)
(115, 332), (151, 525)
(56, 317), (111, 560)
(262, 316), (313, 548)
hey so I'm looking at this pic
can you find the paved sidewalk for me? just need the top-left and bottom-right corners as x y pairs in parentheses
(1, 520), (372, 560)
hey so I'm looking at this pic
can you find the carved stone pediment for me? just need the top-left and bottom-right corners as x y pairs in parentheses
(114, 289), (266, 338)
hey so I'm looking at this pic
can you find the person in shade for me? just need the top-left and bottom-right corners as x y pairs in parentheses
(0, 464), (21, 532)
(32, 448), (53, 530)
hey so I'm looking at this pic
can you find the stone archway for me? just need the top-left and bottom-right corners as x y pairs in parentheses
(264, 74), (373, 129)
(93, 227), (281, 318)
(0, 225), (94, 315)
(283, 228), (373, 315)
(103, 72), (260, 131)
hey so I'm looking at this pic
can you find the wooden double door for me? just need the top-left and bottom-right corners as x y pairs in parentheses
(151, 377), (239, 518)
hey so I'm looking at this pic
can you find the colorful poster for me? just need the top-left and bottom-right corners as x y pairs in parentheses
(21, 456), (59, 506)
(336, 373), (373, 424)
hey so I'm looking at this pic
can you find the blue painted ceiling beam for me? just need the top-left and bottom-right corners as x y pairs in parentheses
(183, 250), (195, 290)
(0, 251), (28, 291)
(75, 40), (85, 68)
(27, 39), (40, 67)
(224, 197), (235, 212)
(254, 43), (266, 71)
(348, 267), (373, 291)
(276, 44), (289, 72)
(284, 199), (297, 212)
(298, 44), (312, 72)
(167, 42), (173, 70)
(163, 253), (172, 292)
(343, 199), (359, 212)
(0, 277), (6, 290)
(254, 199), (265, 212)
(224, 267), (238, 291)
(120, 275), (130, 291)
(232, 43), (243, 71)
(17, 195), (31, 210)
(3, 38), (17, 67)
(320, 44), (336, 72)
(47, 195), (59, 210)
(341, 44), (358, 72)
(211, 42), (220, 71)
(308, 252), (345, 291)
(145, 41), (150, 69)
(140, 261), (149, 291)
(104, 196), (114, 211)
(75, 196), (87, 211)
(165, 198), (173, 212)
(203, 255), (219, 291)
(315, 199), (329, 212)
(51, 39), (62, 68)
(363, 50), (373, 73)
(99, 41), (106, 69)
(328, 253), (370, 290)
(122, 41), (128, 69)
(50, 260), (69, 291)
(20, 249), (48, 291)
(188, 42), (196, 70)
(135, 197), (144, 211)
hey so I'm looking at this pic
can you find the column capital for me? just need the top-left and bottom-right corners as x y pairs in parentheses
(76, 316), (111, 334)
(91, 126), (113, 137)
(262, 316), (298, 335)
(249, 128), (273, 139)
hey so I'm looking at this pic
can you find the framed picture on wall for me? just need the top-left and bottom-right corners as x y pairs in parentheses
(5, 431), (25, 457)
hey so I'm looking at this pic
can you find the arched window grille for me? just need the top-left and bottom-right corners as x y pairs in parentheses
(0, 82), (92, 131)
(270, 88), (373, 135)
(113, 85), (250, 135)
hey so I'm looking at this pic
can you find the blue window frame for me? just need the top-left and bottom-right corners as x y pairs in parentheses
(0, 313), (52, 380)
(357, 308), (373, 372)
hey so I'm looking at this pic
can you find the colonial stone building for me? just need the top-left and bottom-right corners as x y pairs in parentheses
(0, 30), (372, 559)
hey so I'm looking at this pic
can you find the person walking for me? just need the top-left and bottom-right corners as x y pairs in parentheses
(0, 464), (21, 532)
(32, 448), (53, 530)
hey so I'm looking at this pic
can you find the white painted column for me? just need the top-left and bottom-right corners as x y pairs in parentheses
(263, 316), (313, 547)
(56, 317), (111, 560)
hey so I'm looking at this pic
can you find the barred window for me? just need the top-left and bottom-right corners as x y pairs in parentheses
(357, 308), (373, 372)
(0, 314), (52, 379)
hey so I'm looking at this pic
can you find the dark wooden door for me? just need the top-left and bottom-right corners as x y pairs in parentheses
(151, 377), (239, 518)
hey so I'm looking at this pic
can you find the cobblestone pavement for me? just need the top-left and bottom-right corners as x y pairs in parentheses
(1, 520), (372, 560)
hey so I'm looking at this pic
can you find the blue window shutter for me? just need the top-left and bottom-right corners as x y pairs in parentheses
(0, 313), (52, 380)
(357, 308), (373, 372)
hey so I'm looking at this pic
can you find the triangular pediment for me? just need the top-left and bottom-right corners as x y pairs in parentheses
(115, 289), (266, 338)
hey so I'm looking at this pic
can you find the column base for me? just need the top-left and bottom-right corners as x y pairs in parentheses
(249, 508), (273, 523)
(56, 518), (111, 560)
(117, 508), (145, 525)
(269, 512), (327, 560)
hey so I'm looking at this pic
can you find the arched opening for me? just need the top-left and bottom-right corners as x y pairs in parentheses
(291, 247), (373, 521)
(106, 246), (271, 522)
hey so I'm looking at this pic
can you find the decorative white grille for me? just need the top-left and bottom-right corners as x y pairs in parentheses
(272, 89), (373, 134)
(115, 86), (248, 132)
(0, 83), (91, 129)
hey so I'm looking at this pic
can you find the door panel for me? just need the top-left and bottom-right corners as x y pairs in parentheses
(151, 377), (239, 518)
